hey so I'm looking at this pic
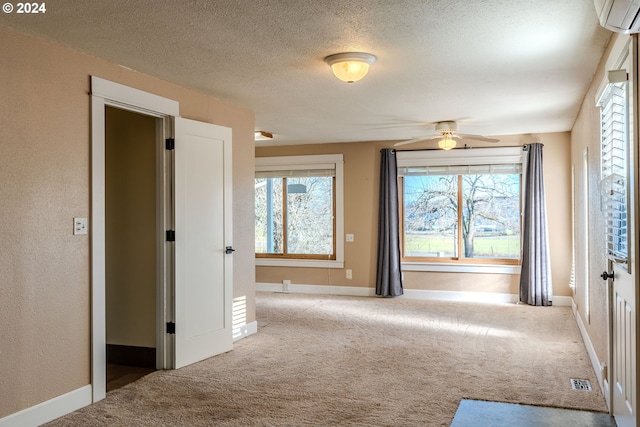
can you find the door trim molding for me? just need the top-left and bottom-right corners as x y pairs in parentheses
(90, 76), (179, 403)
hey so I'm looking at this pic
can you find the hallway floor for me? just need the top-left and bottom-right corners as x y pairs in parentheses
(451, 399), (616, 426)
(106, 363), (155, 392)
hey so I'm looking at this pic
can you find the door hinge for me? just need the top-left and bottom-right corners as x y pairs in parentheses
(165, 137), (175, 150)
(166, 230), (175, 242)
(166, 322), (175, 334)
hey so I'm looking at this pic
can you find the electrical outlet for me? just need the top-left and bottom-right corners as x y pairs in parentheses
(346, 269), (352, 279)
(73, 217), (88, 235)
(282, 280), (291, 292)
(346, 234), (354, 242)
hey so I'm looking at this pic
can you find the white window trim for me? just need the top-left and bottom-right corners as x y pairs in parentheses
(255, 154), (344, 269)
(397, 147), (524, 272)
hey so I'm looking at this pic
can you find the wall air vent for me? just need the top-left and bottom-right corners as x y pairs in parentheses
(595, 0), (640, 33)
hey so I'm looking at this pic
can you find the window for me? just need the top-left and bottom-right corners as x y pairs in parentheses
(255, 174), (334, 258)
(397, 148), (523, 268)
(598, 80), (629, 264)
(255, 154), (344, 268)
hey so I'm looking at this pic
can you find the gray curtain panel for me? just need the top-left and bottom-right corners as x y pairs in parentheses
(376, 149), (403, 297)
(519, 143), (553, 306)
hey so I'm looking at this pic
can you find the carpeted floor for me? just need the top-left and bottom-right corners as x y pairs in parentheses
(46, 292), (608, 426)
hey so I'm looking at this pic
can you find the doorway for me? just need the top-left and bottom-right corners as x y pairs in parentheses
(104, 106), (158, 390)
(91, 76), (234, 403)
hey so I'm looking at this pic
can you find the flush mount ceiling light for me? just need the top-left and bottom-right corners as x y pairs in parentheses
(254, 131), (273, 141)
(324, 52), (377, 83)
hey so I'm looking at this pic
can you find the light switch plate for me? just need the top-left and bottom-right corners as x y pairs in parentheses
(346, 234), (354, 242)
(74, 217), (88, 235)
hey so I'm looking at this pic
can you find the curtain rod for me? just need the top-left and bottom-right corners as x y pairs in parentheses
(387, 144), (527, 153)
(382, 143), (544, 153)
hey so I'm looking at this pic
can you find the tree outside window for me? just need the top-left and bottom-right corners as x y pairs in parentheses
(402, 172), (521, 262)
(255, 176), (335, 259)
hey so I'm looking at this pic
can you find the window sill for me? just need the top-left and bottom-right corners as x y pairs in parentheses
(256, 258), (344, 269)
(401, 262), (521, 275)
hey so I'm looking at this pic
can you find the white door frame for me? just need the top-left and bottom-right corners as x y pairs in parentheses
(90, 76), (179, 402)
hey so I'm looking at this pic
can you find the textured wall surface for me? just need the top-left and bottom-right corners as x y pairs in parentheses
(0, 25), (255, 418)
(570, 33), (619, 377)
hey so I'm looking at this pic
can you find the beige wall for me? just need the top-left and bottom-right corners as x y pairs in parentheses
(0, 25), (255, 418)
(256, 132), (572, 297)
(105, 107), (157, 348)
(257, 142), (377, 288)
(570, 33), (618, 376)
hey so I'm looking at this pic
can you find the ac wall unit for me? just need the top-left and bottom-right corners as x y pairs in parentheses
(595, 0), (640, 33)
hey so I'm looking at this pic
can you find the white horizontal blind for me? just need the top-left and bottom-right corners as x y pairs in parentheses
(398, 163), (521, 176)
(255, 167), (335, 179)
(599, 82), (628, 263)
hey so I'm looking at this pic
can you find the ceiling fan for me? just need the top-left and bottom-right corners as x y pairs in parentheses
(393, 121), (499, 150)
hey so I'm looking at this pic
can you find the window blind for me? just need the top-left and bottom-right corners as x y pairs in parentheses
(255, 167), (335, 179)
(398, 163), (521, 176)
(599, 82), (628, 263)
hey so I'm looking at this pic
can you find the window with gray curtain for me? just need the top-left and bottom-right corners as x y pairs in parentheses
(397, 151), (522, 265)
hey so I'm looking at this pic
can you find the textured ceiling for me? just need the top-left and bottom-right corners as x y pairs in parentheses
(3, 0), (612, 145)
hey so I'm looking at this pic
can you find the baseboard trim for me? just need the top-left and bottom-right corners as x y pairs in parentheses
(233, 320), (258, 342)
(0, 384), (91, 427)
(256, 282), (375, 297)
(256, 283), (572, 306)
(552, 296), (572, 307)
(572, 299), (609, 409)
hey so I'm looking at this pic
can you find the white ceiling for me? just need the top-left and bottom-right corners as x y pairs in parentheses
(3, 0), (612, 146)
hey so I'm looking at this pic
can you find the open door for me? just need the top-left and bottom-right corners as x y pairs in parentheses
(598, 37), (637, 427)
(172, 117), (233, 369)
(90, 77), (234, 399)
(608, 257), (636, 427)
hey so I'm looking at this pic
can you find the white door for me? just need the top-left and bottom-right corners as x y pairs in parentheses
(599, 38), (636, 427)
(173, 117), (233, 369)
(610, 258), (635, 427)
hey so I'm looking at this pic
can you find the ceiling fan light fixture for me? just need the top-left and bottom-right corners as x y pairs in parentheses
(438, 135), (457, 150)
(324, 52), (377, 83)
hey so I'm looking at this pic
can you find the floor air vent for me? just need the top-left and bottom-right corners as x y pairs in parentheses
(570, 379), (592, 391)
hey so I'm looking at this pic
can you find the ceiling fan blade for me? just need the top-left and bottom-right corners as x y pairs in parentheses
(457, 133), (500, 143)
(393, 135), (440, 147)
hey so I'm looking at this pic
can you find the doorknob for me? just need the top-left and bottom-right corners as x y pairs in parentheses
(225, 246), (235, 254)
(601, 271), (614, 281)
